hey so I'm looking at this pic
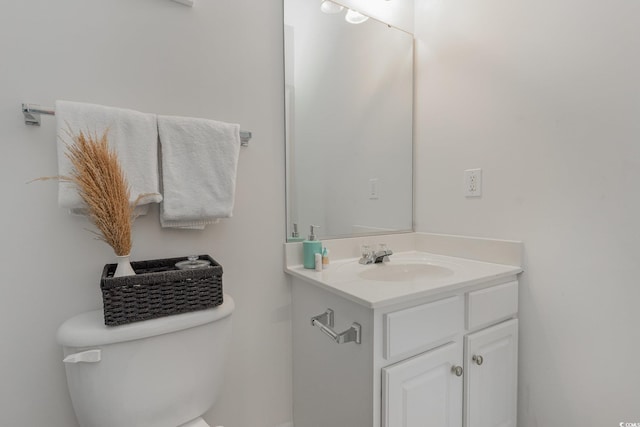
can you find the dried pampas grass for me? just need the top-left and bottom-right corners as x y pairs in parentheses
(64, 129), (134, 256)
(34, 128), (141, 256)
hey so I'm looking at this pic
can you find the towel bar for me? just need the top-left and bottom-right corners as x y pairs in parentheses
(21, 103), (252, 147)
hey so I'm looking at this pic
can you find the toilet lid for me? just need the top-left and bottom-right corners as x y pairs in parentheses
(57, 294), (234, 348)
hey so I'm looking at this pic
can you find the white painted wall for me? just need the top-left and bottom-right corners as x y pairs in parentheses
(0, 1), (290, 426)
(414, 0), (640, 425)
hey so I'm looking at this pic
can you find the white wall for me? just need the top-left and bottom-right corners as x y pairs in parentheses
(0, 1), (290, 426)
(415, 0), (640, 425)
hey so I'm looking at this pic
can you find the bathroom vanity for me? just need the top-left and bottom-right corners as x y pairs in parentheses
(285, 233), (523, 427)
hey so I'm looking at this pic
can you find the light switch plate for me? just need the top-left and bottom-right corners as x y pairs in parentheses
(369, 178), (379, 200)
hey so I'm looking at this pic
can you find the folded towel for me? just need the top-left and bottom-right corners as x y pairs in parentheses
(56, 100), (163, 215)
(158, 115), (241, 229)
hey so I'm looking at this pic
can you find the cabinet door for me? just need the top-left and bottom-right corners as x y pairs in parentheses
(382, 341), (463, 427)
(464, 319), (518, 427)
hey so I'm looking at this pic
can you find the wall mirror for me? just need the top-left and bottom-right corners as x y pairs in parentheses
(284, 0), (414, 241)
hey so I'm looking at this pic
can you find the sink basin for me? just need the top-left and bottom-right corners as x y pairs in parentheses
(357, 263), (454, 282)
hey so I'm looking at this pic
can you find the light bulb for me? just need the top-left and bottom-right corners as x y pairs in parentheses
(345, 9), (369, 24)
(320, 1), (344, 14)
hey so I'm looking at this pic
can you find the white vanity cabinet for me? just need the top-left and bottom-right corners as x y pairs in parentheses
(291, 277), (519, 427)
(464, 319), (518, 427)
(382, 340), (463, 427)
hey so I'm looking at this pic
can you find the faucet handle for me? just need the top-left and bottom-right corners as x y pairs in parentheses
(361, 244), (372, 257)
(373, 243), (393, 263)
(359, 244), (376, 264)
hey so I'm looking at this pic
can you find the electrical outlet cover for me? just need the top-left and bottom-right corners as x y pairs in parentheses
(464, 169), (482, 197)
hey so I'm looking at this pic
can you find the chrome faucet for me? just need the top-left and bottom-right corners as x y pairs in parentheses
(359, 244), (393, 265)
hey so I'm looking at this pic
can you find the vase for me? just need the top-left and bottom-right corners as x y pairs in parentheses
(114, 254), (136, 277)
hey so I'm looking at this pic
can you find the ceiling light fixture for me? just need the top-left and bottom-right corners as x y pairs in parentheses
(320, 1), (345, 14)
(345, 9), (369, 24)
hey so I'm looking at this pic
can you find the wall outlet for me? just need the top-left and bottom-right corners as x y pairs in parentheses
(464, 168), (482, 197)
(369, 178), (379, 199)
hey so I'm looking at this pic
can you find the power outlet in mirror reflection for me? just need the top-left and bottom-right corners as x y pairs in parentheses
(369, 178), (379, 200)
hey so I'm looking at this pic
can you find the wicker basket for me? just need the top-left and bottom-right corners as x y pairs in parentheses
(100, 255), (223, 326)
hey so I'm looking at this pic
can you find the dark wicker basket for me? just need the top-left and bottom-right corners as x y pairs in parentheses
(100, 255), (223, 326)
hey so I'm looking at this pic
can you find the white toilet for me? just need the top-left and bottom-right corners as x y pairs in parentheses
(56, 294), (234, 427)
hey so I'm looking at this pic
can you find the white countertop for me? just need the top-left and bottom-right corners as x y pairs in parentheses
(286, 250), (522, 309)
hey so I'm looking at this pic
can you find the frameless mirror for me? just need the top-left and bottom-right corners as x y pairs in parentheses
(284, 0), (414, 241)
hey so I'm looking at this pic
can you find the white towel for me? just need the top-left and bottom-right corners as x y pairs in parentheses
(56, 100), (163, 215)
(158, 115), (241, 229)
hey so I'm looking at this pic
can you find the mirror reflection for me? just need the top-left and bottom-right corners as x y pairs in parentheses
(284, 0), (414, 241)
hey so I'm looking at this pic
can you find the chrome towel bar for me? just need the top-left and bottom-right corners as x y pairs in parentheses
(311, 309), (361, 345)
(21, 103), (253, 147)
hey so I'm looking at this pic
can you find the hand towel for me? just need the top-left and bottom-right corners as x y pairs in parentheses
(158, 115), (241, 229)
(56, 100), (163, 215)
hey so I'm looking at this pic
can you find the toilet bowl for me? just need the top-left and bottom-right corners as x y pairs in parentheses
(57, 295), (234, 427)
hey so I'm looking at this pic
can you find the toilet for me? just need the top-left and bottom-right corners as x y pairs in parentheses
(56, 294), (234, 427)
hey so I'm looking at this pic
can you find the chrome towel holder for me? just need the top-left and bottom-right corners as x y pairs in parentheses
(21, 103), (253, 147)
(311, 309), (361, 345)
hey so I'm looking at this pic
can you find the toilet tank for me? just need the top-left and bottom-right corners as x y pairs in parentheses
(57, 295), (234, 427)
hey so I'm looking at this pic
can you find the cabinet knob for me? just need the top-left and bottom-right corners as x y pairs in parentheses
(472, 355), (484, 366)
(451, 365), (463, 377)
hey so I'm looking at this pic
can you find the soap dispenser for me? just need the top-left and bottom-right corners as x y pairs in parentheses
(288, 223), (305, 243)
(303, 225), (322, 269)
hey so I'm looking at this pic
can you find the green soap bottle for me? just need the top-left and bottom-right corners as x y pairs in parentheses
(287, 223), (305, 243)
(303, 225), (322, 269)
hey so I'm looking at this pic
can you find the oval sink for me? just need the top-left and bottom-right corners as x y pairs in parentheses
(358, 263), (454, 282)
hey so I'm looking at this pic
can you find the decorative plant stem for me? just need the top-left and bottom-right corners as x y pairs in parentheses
(63, 129), (133, 256)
